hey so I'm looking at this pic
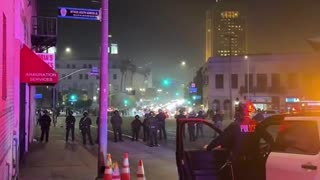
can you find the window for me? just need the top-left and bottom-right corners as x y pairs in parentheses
(257, 74), (267, 91)
(85, 74), (88, 79)
(83, 64), (87, 68)
(67, 64), (70, 68)
(271, 73), (280, 88)
(68, 75), (72, 80)
(79, 74), (83, 80)
(231, 74), (238, 89)
(2, 13), (7, 100)
(72, 64), (76, 69)
(288, 73), (298, 89)
(113, 74), (117, 80)
(88, 64), (92, 68)
(273, 121), (320, 155)
(215, 74), (224, 89)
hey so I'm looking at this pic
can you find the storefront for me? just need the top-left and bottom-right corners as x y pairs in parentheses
(249, 96), (273, 110)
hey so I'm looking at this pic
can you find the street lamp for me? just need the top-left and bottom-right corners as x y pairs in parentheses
(181, 61), (186, 66)
(65, 47), (71, 53)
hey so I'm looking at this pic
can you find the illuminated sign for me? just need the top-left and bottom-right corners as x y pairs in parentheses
(36, 53), (55, 69)
(58, 7), (100, 21)
(286, 98), (300, 103)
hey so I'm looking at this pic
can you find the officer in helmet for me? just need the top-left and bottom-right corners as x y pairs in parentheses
(206, 101), (272, 180)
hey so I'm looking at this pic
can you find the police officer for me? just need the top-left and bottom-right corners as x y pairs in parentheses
(79, 111), (94, 145)
(176, 110), (187, 138)
(143, 113), (150, 142)
(131, 115), (142, 141)
(110, 110), (123, 142)
(206, 101), (272, 180)
(148, 111), (159, 147)
(196, 110), (205, 138)
(156, 109), (167, 140)
(65, 111), (76, 142)
(187, 110), (197, 142)
(39, 110), (52, 143)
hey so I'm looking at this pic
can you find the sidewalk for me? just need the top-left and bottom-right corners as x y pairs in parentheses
(19, 126), (98, 180)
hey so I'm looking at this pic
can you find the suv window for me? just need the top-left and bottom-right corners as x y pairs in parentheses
(272, 121), (320, 155)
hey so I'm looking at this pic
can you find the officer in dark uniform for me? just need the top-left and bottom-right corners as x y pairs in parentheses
(79, 111), (94, 145)
(156, 109), (167, 140)
(110, 110), (123, 142)
(65, 111), (76, 142)
(131, 115), (142, 141)
(196, 110), (205, 138)
(176, 110), (187, 138)
(39, 110), (52, 143)
(206, 101), (273, 180)
(143, 113), (150, 142)
(187, 110), (196, 142)
(148, 111), (159, 147)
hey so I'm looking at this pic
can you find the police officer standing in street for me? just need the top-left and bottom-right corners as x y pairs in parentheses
(196, 110), (205, 138)
(176, 109), (187, 138)
(143, 113), (150, 142)
(148, 111), (159, 147)
(131, 115), (142, 141)
(65, 111), (76, 142)
(39, 110), (52, 143)
(79, 111), (94, 145)
(156, 109), (167, 140)
(110, 110), (124, 142)
(187, 110), (197, 142)
(206, 101), (273, 180)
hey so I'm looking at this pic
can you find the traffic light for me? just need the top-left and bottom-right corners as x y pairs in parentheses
(162, 78), (172, 87)
(124, 99), (129, 106)
(69, 94), (78, 102)
(175, 92), (180, 96)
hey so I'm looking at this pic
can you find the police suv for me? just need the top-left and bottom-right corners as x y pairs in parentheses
(176, 112), (320, 180)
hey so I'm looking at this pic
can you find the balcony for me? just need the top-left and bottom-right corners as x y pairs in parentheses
(31, 16), (57, 51)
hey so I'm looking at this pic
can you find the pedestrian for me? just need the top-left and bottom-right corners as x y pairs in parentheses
(65, 111), (76, 142)
(39, 110), (52, 143)
(196, 111), (205, 138)
(79, 111), (94, 145)
(148, 111), (159, 147)
(187, 111), (197, 142)
(176, 110), (187, 138)
(131, 115), (142, 141)
(143, 113), (150, 142)
(212, 110), (223, 138)
(110, 110), (123, 142)
(96, 116), (100, 143)
(156, 109), (167, 140)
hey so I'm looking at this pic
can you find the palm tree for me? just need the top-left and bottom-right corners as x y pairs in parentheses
(119, 59), (130, 91)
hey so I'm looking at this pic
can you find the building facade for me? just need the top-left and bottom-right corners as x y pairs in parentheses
(203, 54), (320, 114)
(205, 1), (247, 61)
(56, 59), (152, 106)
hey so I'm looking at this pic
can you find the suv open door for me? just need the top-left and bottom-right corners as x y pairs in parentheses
(176, 118), (233, 180)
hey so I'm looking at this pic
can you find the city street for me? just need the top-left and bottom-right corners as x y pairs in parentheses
(54, 115), (232, 179)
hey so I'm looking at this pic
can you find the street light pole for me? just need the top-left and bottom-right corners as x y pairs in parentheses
(228, 35), (233, 120)
(97, 0), (109, 178)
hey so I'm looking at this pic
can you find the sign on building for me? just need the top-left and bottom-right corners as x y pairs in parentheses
(36, 53), (56, 69)
(58, 7), (100, 21)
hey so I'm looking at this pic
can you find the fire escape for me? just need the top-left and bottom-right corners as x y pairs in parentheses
(31, 16), (57, 52)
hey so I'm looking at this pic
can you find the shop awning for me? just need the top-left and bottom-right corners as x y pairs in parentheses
(20, 45), (59, 85)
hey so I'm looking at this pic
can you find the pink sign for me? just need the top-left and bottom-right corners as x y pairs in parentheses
(36, 53), (56, 69)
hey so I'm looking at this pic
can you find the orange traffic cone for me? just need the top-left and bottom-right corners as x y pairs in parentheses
(137, 160), (146, 180)
(121, 153), (131, 180)
(104, 162), (113, 180)
(112, 162), (121, 180)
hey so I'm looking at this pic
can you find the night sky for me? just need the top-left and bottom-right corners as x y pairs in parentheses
(40, 0), (320, 82)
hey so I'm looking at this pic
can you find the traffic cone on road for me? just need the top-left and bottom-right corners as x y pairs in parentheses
(137, 160), (146, 180)
(112, 162), (121, 180)
(107, 153), (113, 167)
(104, 162), (113, 180)
(121, 153), (131, 180)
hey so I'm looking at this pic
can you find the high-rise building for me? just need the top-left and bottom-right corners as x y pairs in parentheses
(205, 1), (247, 61)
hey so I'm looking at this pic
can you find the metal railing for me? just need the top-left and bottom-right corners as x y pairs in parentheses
(32, 16), (57, 37)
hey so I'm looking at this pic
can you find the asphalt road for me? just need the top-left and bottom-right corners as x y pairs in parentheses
(55, 115), (233, 180)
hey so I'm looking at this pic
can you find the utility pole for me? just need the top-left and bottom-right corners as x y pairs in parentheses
(97, 0), (109, 178)
(228, 34), (233, 120)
